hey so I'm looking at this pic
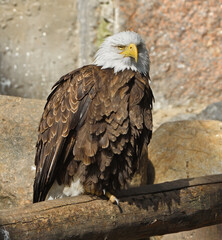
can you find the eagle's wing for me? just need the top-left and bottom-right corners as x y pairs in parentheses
(33, 65), (97, 202)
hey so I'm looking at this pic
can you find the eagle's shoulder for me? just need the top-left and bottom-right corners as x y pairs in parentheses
(47, 65), (102, 103)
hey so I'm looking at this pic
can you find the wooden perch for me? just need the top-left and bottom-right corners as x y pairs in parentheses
(0, 174), (222, 240)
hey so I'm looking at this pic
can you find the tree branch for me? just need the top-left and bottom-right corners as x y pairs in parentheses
(0, 174), (222, 240)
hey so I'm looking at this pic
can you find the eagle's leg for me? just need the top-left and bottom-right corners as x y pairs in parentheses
(103, 189), (119, 205)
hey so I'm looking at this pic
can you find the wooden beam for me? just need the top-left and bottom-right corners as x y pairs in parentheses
(0, 174), (222, 240)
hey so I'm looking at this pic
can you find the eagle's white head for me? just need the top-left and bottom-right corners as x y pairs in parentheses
(94, 31), (150, 75)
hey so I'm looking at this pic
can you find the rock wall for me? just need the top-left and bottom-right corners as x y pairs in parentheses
(119, 0), (222, 107)
(0, 0), (221, 106)
(0, 0), (79, 99)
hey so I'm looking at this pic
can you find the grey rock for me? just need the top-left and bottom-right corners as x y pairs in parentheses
(196, 101), (222, 121)
(165, 101), (222, 124)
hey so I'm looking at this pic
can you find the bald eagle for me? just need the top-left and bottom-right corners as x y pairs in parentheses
(33, 31), (154, 203)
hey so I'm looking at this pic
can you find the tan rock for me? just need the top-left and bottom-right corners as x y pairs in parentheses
(148, 120), (222, 240)
(149, 120), (222, 182)
(0, 95), (44, 209)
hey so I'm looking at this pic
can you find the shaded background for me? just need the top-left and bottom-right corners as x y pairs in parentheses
(0, 0), (221, 108)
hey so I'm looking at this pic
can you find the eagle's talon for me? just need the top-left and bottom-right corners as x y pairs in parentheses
(103, 189), (106, 196)
(109, 195), (119, 205)
(103, 189), (119, 206)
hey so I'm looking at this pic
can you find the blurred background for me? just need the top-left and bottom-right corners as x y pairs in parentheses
(0, 0), (221, 108)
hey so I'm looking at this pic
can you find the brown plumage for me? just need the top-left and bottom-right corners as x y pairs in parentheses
(33, 31), (154, 203)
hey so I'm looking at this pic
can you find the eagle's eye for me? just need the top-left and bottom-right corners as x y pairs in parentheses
(117, 45), (125, 50)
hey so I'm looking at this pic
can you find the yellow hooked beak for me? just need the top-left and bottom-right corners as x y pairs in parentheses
(120, 43), (138, 62)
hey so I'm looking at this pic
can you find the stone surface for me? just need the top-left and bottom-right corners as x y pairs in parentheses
(152, 102), (206, 131)
(153, 100), (222, 132)
(196, 101), (222, 122)
(0, 95), (44, 209)
(0, 0), (78, 99)
(148, 120), (222, 239)
(148, 120), (222, 182)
